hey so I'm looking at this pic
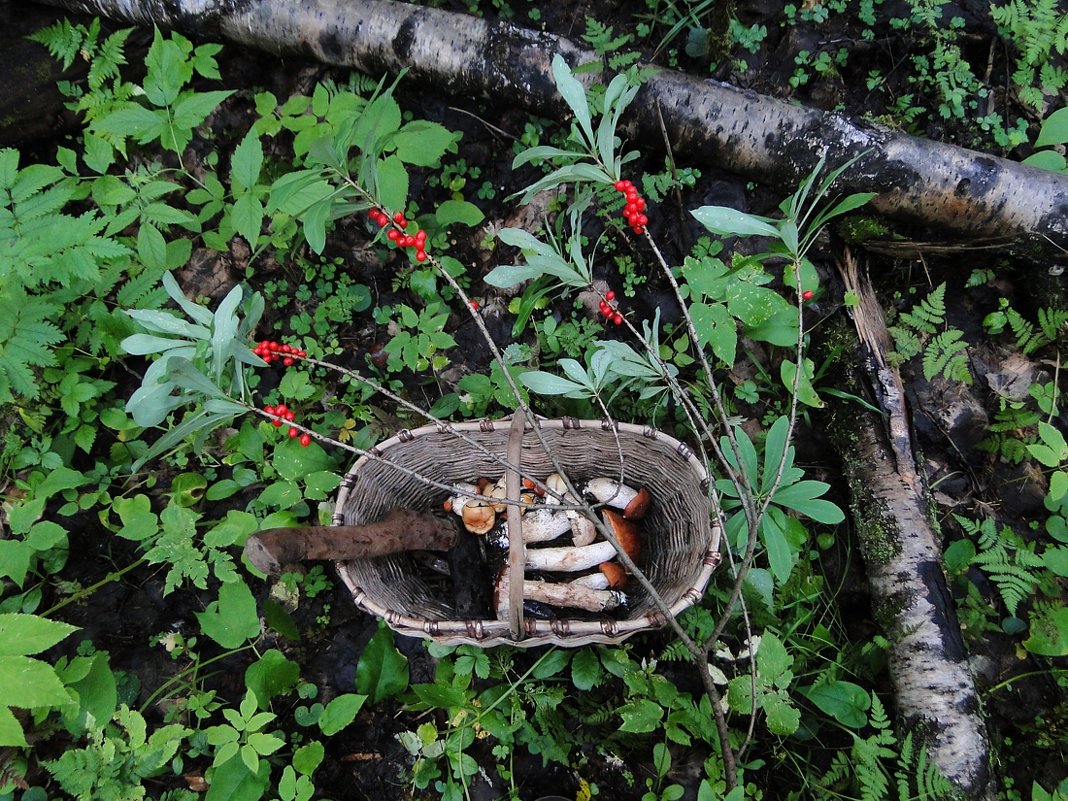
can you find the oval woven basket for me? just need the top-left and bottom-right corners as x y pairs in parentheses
(331, 415), (722, 647)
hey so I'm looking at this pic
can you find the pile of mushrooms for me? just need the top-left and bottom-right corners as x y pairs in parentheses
(443, 474), (651, 617)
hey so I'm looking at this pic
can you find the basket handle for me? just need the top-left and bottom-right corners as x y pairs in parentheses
(505, 410), (527, 639)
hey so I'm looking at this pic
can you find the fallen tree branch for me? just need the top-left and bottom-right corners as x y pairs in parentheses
(31, 0), (1068, 264)
(828, 249), (992, 798)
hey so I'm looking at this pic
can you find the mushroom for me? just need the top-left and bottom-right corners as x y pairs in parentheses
(524, 508), (642, 572)
(571, 560), (628, 590)
(461, 501), (496, 535)
(444, 482), (497, 534)
(584, 477), (652, 520)
(544, 472), (598, 546)
(494, 565), (626, 616)
(487, 506), (573, 550)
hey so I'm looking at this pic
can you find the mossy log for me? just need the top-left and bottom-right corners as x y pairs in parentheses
(827, 251), (992, 798)
(27, 0), (1068, 265)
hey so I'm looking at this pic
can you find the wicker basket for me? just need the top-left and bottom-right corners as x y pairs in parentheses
(331, 414), (722, 647)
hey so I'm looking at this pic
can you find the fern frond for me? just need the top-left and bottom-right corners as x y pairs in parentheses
(923, 329), (971, 383)
(1038, 307), (1068, 343)
(0, 291), (64, 401)
(899, 282), (947, 334)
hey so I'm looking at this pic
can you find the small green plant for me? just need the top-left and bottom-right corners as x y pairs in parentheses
(990, 0), (1068, 112)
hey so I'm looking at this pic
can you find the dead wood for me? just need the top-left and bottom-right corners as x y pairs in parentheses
(29, 0), (1068, 264)
(244, 508), (458, 575)
(829, 250), (992, 798)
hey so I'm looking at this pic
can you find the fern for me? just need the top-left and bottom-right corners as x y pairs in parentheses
(889, 283), (971, 381)
(29, 18), (131, 93)
(814, 694), (954, 800)
(955, 515), (1044, 616)
(977, 401), (1040, 463)
(991, 0), (1068, 109)
(923, 329), (971, 383)
(889, 283), (947, 363)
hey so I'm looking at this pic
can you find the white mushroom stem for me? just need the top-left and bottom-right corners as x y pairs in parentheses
(524, 539), (618, 572)
(444, 482), (480, 515)
(544, 473), (597, 545)
(521, 507), (573, 542)
(585, 477), (651, 519)
(494, 566), (625, 615)
(585, 477), (639, 509)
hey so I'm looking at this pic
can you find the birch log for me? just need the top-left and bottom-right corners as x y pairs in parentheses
(29, 0), (1068, 263)
(830, 251), (992, 798)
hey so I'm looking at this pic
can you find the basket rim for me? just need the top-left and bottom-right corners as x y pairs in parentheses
(330, 416), (723, 647)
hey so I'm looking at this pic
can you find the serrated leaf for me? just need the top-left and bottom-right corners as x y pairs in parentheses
(319, 693), (367, 736)
(0, 613), (78, 656)
(0, 655), (72, 707)
(231, 132), (263, 190)
(618, 698), (663, 733)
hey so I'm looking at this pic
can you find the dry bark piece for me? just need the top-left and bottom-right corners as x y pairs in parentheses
(244, 509), (459, 575)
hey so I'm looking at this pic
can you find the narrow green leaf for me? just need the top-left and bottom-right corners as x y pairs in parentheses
(551, 54), (595, 147)
(691, 206), (779, 239)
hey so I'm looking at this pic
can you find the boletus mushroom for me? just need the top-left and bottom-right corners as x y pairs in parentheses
(493, 564), (626, 616)
(584, 477), (652, 520)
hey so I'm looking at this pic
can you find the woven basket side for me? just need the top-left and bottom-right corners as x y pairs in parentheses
(333, 420), (715, 635)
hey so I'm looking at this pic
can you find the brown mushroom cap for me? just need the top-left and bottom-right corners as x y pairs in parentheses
(462, 501), (496, 535)
(623, 486), (652, 520)
(602, 508), (641, 560)
(599, 561), (628, 587)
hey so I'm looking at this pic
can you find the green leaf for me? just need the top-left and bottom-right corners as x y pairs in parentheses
(690, 302), (736, 365)
(761, 507), (796, 585)
(231, 132), (263, 190)
(355, 622), (410, 705)
(293, 741), (325, 775)
(519, 370), (588, 397)
(531, 648), (571, 679)
(412, 683), (468, 710)
(691, 206), (779, 239)
(375, 154), (409, 213)
(245, 650), (300, 707)
(435, 199), (485, 227)
(0, 613), (78, 656)
(0, 655), (72, 708)
(618, 698), (663, 733)
(137, 222), (167, 269)
(319, 693), (367, 736)
(799, 679), (870, 728)
(780, 359), (823, 408)
(231, 193), (264, 246)
(196, 579), (260, 648)
(0, 705), (27, 747)
(204, 751), (269, 801)
(1035, 107), (1068, 148)
(571, 648), (602, 691)
(392, 120), (455, 166)
(551, 54), (594, 147)
(772, 480), (844, 523)
(1024, 606), (1068, 656)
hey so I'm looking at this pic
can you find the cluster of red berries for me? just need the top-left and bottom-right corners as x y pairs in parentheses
(614, 179), (648, 235)
(598, 289), (623, 326)
(253, 340), (306, 367)
(263, 403), (312, 447)
(367, 208), (429, 262)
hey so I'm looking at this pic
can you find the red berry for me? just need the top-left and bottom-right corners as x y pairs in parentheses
(264, 405), (276, 416)
(283, 357), (294, 367)
(637, 214), (648, 226)
(624, 202), (637, 215)
(299, 433), (312, 447)
(288, 427), (299, 438)
(284, 410), (295, 421)
(393, 210), (405, 223)
(415, 250), (427, 262)
(605, 290), (615, 301)
(632, 226), (645, 235)
(802, 290), (815, 300)
(415, 229), (427, 244)
(612, 312), (623, 326)
(635, 197), (646, 211)
(621, 179), (633, 189)
(272, 418), (283, 427)
(275, 404), (287, 414)
(626, 189), (639, 202)
(614, 179), (626, 191)
(599, 300), (609, 312)
(387, 229), (400, 242)
(470, 300), (479, 310)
